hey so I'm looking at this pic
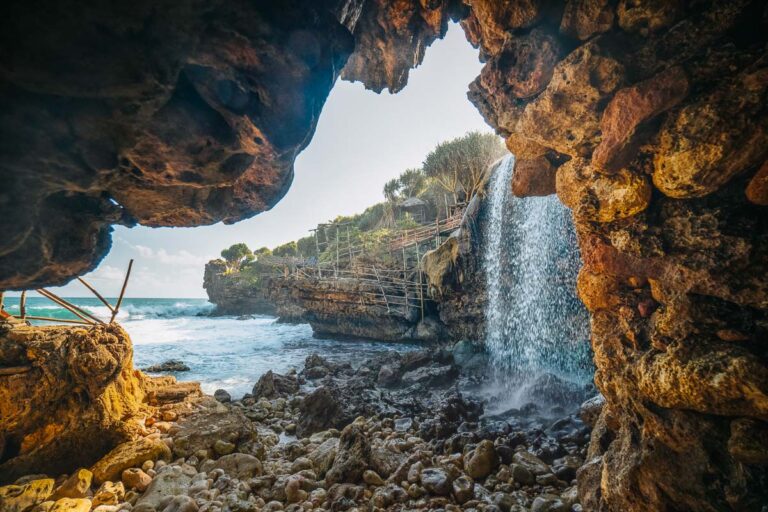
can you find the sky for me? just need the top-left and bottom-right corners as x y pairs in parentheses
(49, 24), (492, 298)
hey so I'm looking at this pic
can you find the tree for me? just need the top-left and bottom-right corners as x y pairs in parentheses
(254, 246), (272, 257)
(422, 131), (506, 203)
(383, 178), (400, 203)
(398, 168), (427, 198)
(221, 243), (253, 270)
(273, 241), (298, 257)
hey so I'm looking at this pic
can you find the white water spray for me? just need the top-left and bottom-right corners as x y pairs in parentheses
(482, 155), (591, 408)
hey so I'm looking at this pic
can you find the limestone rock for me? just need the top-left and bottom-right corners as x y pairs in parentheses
(0, 325), (170, 483)
(0, 0), (356, 290)
(341, 0), (459, 93)
(511, 156), (557, 197)
(51, 469), (92, 500)
(653, 67), (768, 198)
(203, 453), (263, 479)
(516, 42), (625, 158)
(560, 0), (614, 40)
(121, 468), (152, 492)
(91, 481), (124, 508)
(170, 400), (260, 458)
(132, 467), (191, 512)
(0, 478), (55, 512)
(592, 66), (689, 173)
(91, 438), (171, 485)
(307, 438), (340, 477)
(49, 498), (91, 512)
(556, 158), (651, 222)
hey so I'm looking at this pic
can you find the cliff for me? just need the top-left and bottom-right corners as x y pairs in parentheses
(203, 260), (277, 316)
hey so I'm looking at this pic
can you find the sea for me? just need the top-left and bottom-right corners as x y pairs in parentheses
(1, 297), (418, 398)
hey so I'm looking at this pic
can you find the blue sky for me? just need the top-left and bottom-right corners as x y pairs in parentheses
(50, 24), (491, 298)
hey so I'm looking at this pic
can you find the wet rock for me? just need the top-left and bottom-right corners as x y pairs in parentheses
(213, 440), (235, 456)
(464, 440), (499, 479)
(452, 475), (474, 504)
(531, 494), (568, 512)
(143, 360), (190, 373)
(394, 417), (413, 432)
(307, 438), (339, 477)
(510, 463), (535, 485)
(252, 371), (299, 400)
(362, 470), (385, 486)
(171, 401), (260, 458)
(326, 424), (370, 485)
(213, 389), (231, 403)
(91, 438), (171, 485)
(512, 452), (550, 476)
(579, 395), (605, 428)
(420, 468), (451, 496)
(402, 363), (460, 387)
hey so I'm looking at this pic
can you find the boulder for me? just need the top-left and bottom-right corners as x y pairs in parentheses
(51, 469), (92, 500)
(202, 453), (263, 479)
(132, 467), (191, 512)
(121, 468), (152, 492)
(0, 478), (55, 512)
(143, 360), (190, 373)
(213, 389), (231, 403)
(252, 371), (299, 400)
(325, 423), (370, 485)
(91, 438), (171, 484)
(464, 440), (499, 479)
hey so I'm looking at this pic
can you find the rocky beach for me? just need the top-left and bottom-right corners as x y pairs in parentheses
(1, 338), (595, 512)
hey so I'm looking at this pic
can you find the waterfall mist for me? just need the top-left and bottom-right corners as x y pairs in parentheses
(482, 155), (592, 412)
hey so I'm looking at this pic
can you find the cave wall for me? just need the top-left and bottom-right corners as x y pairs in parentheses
(459, 0), (768, 510)
(1, 0), (767, 509)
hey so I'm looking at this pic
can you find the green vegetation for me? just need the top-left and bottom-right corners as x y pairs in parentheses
(218, 131), (504, 272)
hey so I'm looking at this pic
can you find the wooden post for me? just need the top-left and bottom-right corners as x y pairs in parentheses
(416, 243), (424, 321)
(20, 291), (26, 319)
(111, 259), (133, 323)
(0, 291), (4, 311)
(444, 194), (450, 220)
(77, 277), (115, 314)
(335, 226), (339, 277)
(346, 225), (352, 261)
(36, 289), (98, 325)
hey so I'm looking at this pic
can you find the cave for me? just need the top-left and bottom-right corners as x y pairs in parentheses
(1, 0), (767, 510)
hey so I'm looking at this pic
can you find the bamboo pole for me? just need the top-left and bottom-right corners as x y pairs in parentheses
(77, 277), (115, 313)
(36, 289), (99, 325)
(19, 291), (26, 319)
(24, 315), (93, 325)
(111, 259), (133, 323)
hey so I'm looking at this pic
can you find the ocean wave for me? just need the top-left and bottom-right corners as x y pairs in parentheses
(79, 301), (215, 320)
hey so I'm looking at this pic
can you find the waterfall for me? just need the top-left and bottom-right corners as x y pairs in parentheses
(482, 154), (591, 409)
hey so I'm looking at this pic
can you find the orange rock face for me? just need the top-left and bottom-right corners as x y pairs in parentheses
(463, 0), (768, 509)
(0, 324), (189, 483)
